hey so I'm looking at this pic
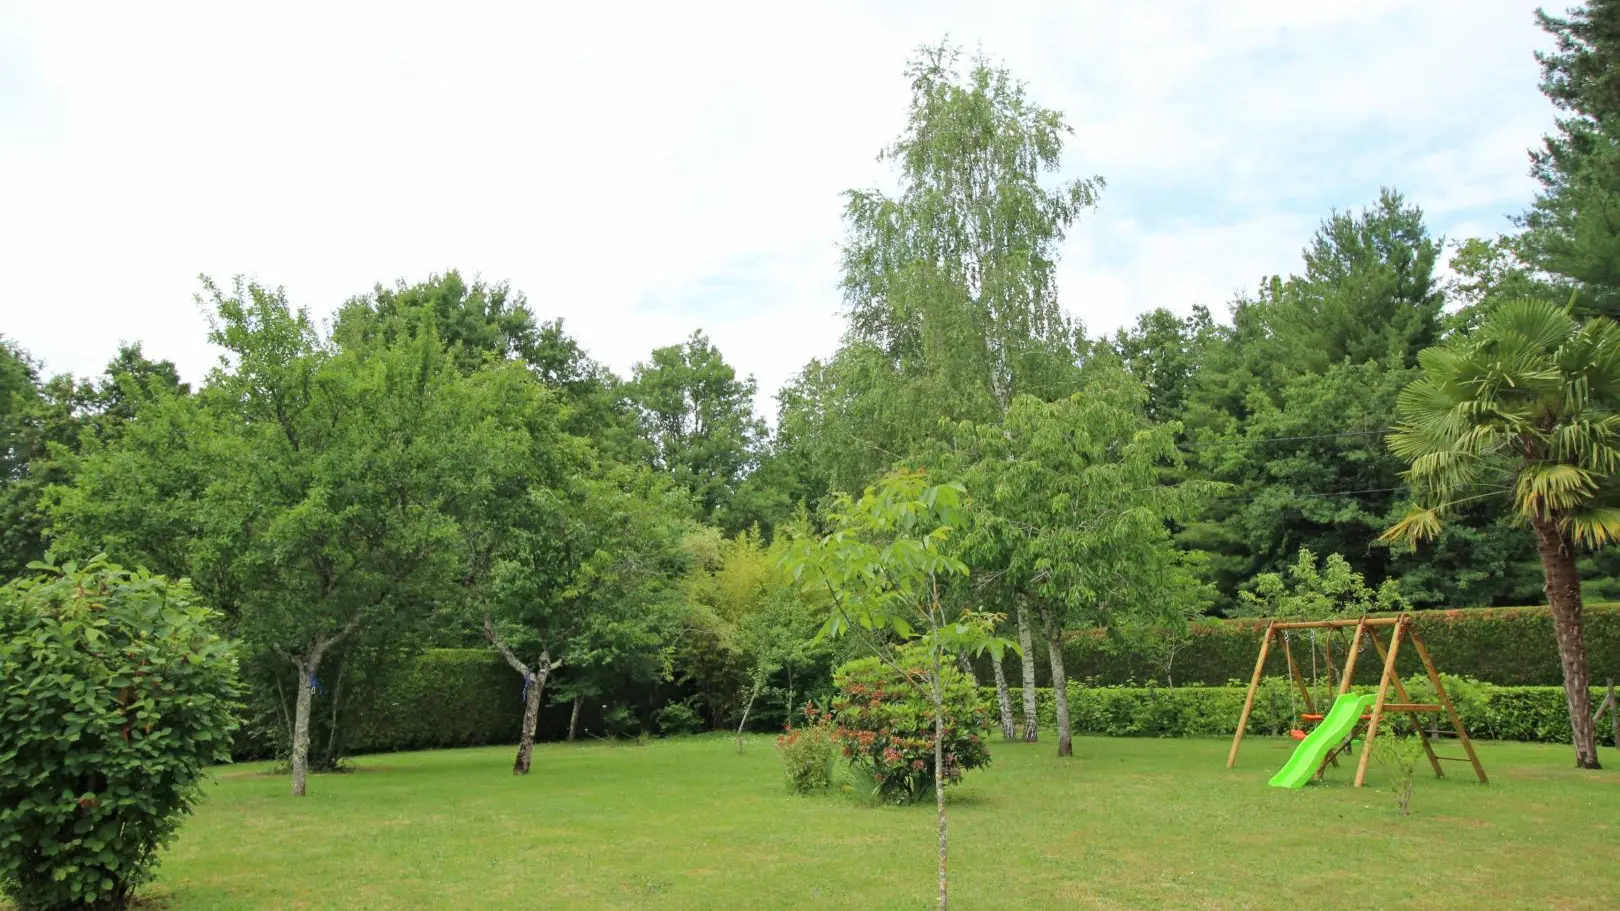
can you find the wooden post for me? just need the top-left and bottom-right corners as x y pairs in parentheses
(1354, 617), (1406, 788)
(1368, 627), (1443, 779)
(1228, 624), (1274, 769)
(1338, 617), (1367, 695)
(1409, 629), (1487, 784)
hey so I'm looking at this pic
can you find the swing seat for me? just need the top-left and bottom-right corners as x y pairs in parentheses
(1288, 729), (1308, 741)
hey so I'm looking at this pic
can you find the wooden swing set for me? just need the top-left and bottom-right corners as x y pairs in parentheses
(1226, 615), (1488, 787)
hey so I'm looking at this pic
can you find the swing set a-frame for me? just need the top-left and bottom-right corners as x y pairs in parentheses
(1226, 614), (1488, 787)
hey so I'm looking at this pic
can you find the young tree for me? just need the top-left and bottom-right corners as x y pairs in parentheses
(1383, 298), (1620, 769)
(785, 471), (1005, 911)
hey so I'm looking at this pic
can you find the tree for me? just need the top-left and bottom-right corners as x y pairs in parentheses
(1235, 547), (1407, 620)
(1175, 191), (1450, 609)
(51, 277), (570, 794)
(1110, 306), (1216, 424)
(332, 270), (543, 373)
(835, 42), (1103, 742)
(1520, 0), (1620, 319)
(785, 470), (1005, 911)
(951, 366), (1218, 757)
(1382, 298), (1620, 769)
(0, 341), (188, 579)
(627, 330), (766, 529)
(0, 339), (43, 579)
(483, 465), (690, 771)
(0, 556), (239, 911)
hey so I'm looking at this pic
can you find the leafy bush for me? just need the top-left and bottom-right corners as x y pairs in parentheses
(0, 557), (240, 911)
(655, 701), (702, 736)
(776, 707), (839, 795)
(1374, 735), (1425, 816)
(831, 654), (992, 805)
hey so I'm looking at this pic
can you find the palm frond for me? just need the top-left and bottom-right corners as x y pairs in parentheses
(1378, 506), (1445, 548)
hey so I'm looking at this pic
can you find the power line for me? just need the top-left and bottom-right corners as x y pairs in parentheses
(1180, 428), (1394, 449)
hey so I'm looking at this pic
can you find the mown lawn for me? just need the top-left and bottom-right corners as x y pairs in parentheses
(30, 735), (1620, 910)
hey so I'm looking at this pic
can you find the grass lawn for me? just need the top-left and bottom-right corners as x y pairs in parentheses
(23, 735), (1620, 910)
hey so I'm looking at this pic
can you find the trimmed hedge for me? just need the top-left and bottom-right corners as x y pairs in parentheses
(997, 678), (1605, 744)
(349, 649), (524, 754)
(1004, 604), (1620, 688)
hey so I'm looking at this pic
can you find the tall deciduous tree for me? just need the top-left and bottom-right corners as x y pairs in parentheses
(1383, 298), (1620, 769)
(628, 330), (766, 530)
(51, 277), (573, 795)
(828, 42), (1102, 740)
(332, 270), (543, 372)
(951, 365), (1217, 757)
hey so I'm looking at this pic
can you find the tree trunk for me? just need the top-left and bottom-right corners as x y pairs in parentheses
(568, 694), (583, 742)
(990, 655), (1016, 741)
(1533, 519), (1602, 769)
(291, 659), (315, 797)
(513, 666), (547, 775)
(736, 667), (765, 753)
(1044, 611), (1072, 758)
(931, 654), (949, 911)
(1017, 604), (1039, 742)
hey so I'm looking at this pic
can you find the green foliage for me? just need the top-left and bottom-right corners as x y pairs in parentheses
(830, 655), (992, 804)
(1373, 735), (1424, 816)
(1385, 298), (1620, 550)
(1006, 677), (1602, 744)
(1236, 547), (1407, 619)
(349, 650), (523, 755)
(1520, 0), (1620, 318)
(1015, 604), (1620, 689)
(627, 330), (766, 530)
(0, 556), (240, 911)
(774, 709), (839, 795)
(654, 701), (702, 736)
(951, 367), (1219, 631)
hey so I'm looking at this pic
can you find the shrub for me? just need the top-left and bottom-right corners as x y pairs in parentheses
(655, 701), (702, 736)
(831, 654), (992, 805)
(776, 707), (839, 795)
(1374, 735), (1425, 816)
(0, 557), (240, 911)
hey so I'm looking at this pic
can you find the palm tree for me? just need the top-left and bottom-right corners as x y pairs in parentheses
(1383, 297), (1620, 769)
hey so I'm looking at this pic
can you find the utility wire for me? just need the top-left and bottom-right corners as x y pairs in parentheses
(1179, 428), (1394, 448)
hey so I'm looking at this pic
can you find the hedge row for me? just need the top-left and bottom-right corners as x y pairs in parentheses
(1002, 604), (1620, 688)
(995, 677), (1612, 744)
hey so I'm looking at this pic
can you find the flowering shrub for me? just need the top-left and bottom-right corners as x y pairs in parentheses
(830, 654), (992, 805)
(775, 709), (838, 794)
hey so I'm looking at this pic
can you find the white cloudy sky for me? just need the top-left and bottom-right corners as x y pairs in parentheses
(1, 0), (1558, 415)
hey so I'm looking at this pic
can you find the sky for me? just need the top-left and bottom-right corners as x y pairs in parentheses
(0, 0), (1561, 417)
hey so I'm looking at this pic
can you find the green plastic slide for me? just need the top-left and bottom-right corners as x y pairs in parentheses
(1267, 693), (1378, 789)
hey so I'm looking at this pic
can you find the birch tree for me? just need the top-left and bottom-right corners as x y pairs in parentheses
(832, 41), (1103, 739)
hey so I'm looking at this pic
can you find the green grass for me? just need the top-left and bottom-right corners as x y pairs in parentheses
(15, 735), (1620, 910)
